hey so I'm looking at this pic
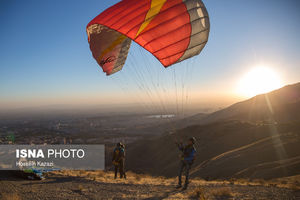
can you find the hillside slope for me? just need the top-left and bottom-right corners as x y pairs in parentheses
(193, 82), (300, 125)
(126, 83), (300, 180)
(127, 120), (300, 179)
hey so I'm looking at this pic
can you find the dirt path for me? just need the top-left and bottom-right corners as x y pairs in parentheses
(0, 171), (299, 200)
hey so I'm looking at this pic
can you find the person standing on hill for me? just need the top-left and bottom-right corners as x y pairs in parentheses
(176, 137), (196, 190)
(112, 142), (126, 179)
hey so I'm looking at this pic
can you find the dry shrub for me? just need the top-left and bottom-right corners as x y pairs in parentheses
(281, 180), (288, 184)
(125, 171), (135, 177)
(134, 174), (142, 181)
(210, 187), (233, 199)
(78, 170), (86, 176)
(78, 184), (84, 191)
(125, 172), (149, 182)
(194, 177), (205, 181)
(253, 179), (266, 185)
(268, 183), (278, 187)
(189, 187), (206, 200)
(228, 178), (236, 185)
(288, 184), (300, 191)
(167, 192), (187, 199)
(155, 176), (168, 184)
(236, 178), (249, 185)
(78, 184), (89, 192)
(157, 176), (166, 180)
(270, 178), (300, 190)
(96, 170), (105, 177)
(1, 193), (21, 200)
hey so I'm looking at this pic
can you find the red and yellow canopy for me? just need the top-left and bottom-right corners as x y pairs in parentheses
(87, 0), (210, 75)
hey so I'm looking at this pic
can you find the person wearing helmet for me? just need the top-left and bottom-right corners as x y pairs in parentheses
(112, 142), (126, 179)
(176, 137), (196, 190)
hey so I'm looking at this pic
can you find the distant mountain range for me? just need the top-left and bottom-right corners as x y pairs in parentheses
(126, 82), (300, 180)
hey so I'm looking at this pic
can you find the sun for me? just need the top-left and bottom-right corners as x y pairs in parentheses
(237, 66), (283, 98)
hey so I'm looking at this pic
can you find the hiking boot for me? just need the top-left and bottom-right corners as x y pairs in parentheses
(176, 184), (182, 189)
(182, 185), (188, 190)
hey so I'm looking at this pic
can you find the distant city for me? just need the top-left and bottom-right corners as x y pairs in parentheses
(0, 112), (180, 145)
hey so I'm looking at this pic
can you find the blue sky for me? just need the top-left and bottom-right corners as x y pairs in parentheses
(0, 0), (299, 110)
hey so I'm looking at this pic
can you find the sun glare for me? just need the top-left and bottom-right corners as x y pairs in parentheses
(237, 66), (283, 98)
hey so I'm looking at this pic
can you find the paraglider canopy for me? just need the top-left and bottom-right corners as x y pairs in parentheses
(87, 0), (210, 75)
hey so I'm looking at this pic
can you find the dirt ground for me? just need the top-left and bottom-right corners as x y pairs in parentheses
(0, 171), (299, 200)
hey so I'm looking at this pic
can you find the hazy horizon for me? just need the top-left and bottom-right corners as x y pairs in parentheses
(1, 0), (299, 112)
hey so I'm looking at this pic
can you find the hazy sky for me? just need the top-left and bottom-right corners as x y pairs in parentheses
(0, 0), (299, 111)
